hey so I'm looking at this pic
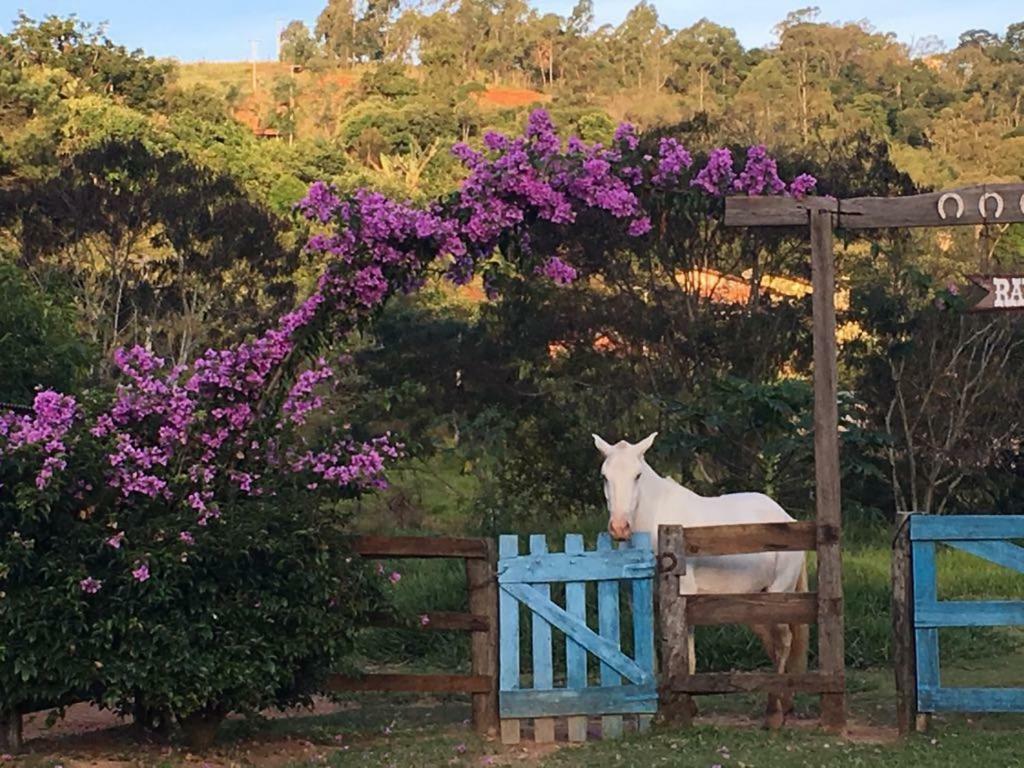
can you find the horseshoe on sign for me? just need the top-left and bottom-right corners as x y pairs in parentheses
(978, 192), (1004, 219)
(936, 192), (965, 220)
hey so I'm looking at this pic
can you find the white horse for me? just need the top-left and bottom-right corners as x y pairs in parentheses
(594, 432), (809, 728)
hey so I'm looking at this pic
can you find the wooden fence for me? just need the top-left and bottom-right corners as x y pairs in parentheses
(657, 522), (844, 727)
(328, 535), (500, 736)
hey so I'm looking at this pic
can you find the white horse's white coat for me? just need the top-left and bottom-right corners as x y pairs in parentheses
(594, 432), (809, 723)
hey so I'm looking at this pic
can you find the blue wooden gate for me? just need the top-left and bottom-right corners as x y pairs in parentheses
(497, 533), (657, 744)
(912, 515), (1024, 713)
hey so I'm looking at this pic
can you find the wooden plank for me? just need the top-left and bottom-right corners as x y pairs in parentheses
(892, 512), (918, 736)
(597, 533), (623, 740)
(369, 611), (489, 632)
(670, 672), (844, 694)
(947, 539), (1024, 574)
(529, 535), (556, 744)
(910, 515), (1024, 541)
(656, 525), (693, 727)
(681, 521), (819, 555)
(326, 674), (492, 693)
(629, 533), (656, 735)
(351, 535), (489, 560)
(724, 195), (838, 227)
(920, 686), (1024, 713)
(497, 549), (654, 583)
(911, 540), (937, 606)
(916, 600), (1024, 628)
(500, 686), (658, 719)
(840, 183), (1024, 229)
(564, 534), (588, 743)
(811, 206), (846, 731)
(498, 535), (521, 745)
(467, 538), (499, 736)
(501, 583), (651, 685)
(685, 593), (818, 626)
(966, 275), (1024, 313)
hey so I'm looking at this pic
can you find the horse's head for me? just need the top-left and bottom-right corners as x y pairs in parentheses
(593, 432), (658, 541)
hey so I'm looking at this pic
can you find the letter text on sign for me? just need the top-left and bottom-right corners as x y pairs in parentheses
(968, 275), (1024, 312)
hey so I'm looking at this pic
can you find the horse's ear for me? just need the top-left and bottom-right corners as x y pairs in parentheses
(593, 434), (613, 456)
(634, 432), (658, 455)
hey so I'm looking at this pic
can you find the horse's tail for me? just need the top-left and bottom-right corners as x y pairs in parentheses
(789, 556), (810, 675)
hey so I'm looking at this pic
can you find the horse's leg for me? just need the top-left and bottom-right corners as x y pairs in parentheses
(770, 623), (794, 723)
(749, 624), (784, 728)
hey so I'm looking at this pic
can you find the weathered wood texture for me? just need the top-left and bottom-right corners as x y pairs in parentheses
(910, 514), (1024, 541)
(841, 184), (1024, 228)
(725, 184), (1024, 230)
(0, 710), (22, 753)
(326, 673), (492, 693)
(656, 525), (692, 727)
(467, 539), (500, 736)
(892, 513), (918, 736)
(966, 274), (1024, 313)
(681, 521), (819, 555)
(670, 672), (844, 694)
(811, 207), (847, 731)
(350, 535), (489, 559)
(723, 195), (838, 227)
(685, 593), (818, 626)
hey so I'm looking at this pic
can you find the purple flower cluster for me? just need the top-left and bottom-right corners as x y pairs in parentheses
(691, 148), (735, 196)
(733, 145), (786, 196)
(283, 359), (334, 426)
(538, 256), (579, 285)
(0, 390), (78, 490)
(788, 173), (818, 198)
(653, 138), (693, 186)
(290, 435), (402, 490)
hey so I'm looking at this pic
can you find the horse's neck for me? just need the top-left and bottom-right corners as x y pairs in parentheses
(635, 462), (701, 537)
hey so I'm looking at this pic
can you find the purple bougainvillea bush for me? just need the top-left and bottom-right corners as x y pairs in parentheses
(0, 110), (814, 728)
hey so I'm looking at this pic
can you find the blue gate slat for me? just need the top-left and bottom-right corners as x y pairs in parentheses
(911, 536), (940, 700)
(564, 534), (588, 692)
(530, 535), (554, 695)
(497, 550), (655, 583)
(947, 539), (1024, 574)
(500, 685), (658, 719)
(597, 533), (623, 738)
(910, 515), (1024, 541)
(920, 687), (1024, 713)
(499, 535), (520, 695)
(500, 582), (651, 685)
(916, 600), (1024, 628)
(628, 533), (655, 682)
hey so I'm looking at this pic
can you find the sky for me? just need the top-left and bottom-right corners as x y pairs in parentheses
(4, 1), (1021, 62)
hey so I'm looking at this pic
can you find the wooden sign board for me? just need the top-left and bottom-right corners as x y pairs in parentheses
(967, 275), (1024, 312)
(724, 183), (1024, 230)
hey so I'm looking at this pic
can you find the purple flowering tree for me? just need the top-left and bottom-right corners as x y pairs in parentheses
(0, 109), (815, 739)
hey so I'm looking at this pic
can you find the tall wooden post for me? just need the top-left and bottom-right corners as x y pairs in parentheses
(657, 525), (692, 726)
(810, 207), (846, 731)
(892, 512), (918, 735)
(467, 540), (499, 737)
(0, 708), (22, 753)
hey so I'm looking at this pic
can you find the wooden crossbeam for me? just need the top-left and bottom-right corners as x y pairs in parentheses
(685, 593), (818, 626)
(350, 535), (490, 559)
(681, 521), (820, 556)
(671, 671), (844, 694)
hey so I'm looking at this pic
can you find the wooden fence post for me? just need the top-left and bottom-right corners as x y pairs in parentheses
(467, 539), (499, 737)
(0, 708), (22, 753)
(657, 525), (692, 727)
(892, 511), (919, 736)
(810, 206), (846, 732)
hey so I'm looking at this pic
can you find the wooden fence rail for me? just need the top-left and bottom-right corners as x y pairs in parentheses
(658, 522), (844, 729)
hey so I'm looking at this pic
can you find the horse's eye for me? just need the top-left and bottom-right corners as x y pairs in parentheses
(635, 474), (641, 481)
